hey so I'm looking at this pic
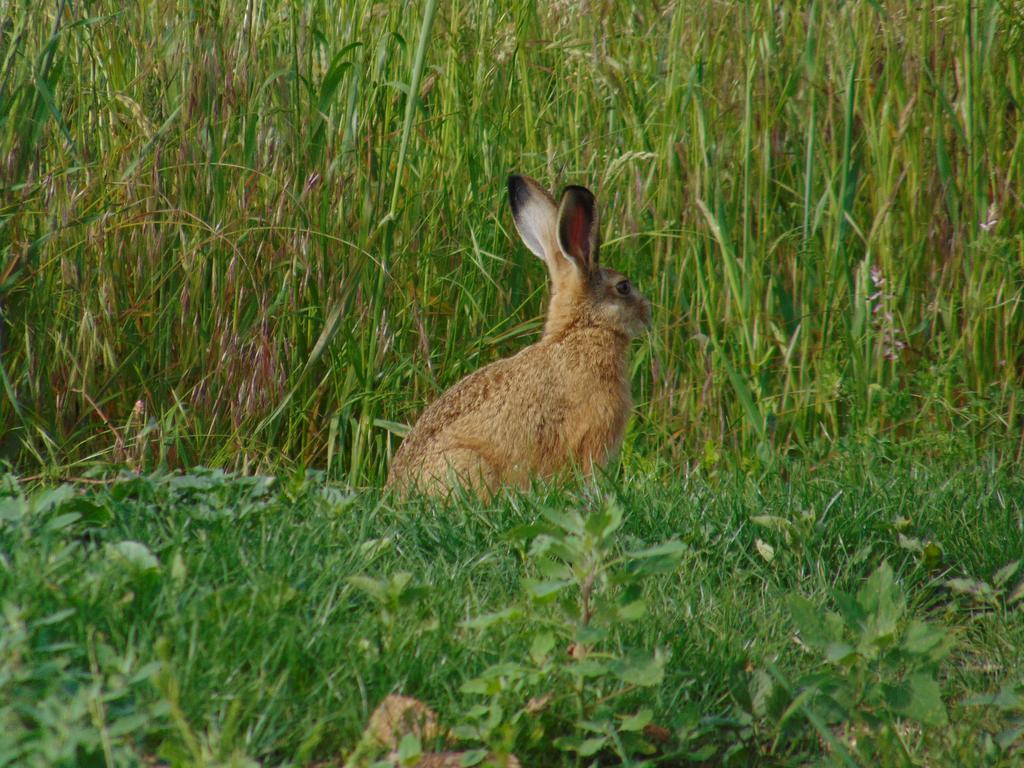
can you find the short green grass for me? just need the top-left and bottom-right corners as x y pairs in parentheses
(2, 442), (1023, 766)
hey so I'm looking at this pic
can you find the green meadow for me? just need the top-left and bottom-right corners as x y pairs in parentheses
(2, 0), (1024, 765)
(3, 454), (1024, 766)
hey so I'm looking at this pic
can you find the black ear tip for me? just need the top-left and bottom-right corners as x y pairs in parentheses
(561, 185), (595, 208)
(508, 174), (539, 214)
(508, 174), (526, 208)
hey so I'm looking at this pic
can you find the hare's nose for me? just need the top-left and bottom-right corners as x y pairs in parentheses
(641, 300), (653, 326)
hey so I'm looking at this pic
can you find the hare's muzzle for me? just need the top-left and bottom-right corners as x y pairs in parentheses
(640, 297), (653, 328)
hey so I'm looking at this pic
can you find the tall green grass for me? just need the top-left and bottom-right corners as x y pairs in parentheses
(2, 0), (1023, 481)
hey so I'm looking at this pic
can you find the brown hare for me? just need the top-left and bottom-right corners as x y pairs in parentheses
(386, 174), (651, 498)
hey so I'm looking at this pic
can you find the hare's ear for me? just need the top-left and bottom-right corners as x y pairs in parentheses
(557, 185), (599, 273)
(508, 174), (559, 264)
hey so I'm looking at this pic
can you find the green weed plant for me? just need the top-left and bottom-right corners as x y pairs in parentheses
(456, 497), (685, 765)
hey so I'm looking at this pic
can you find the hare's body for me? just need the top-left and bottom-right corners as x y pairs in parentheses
(388, 326), (631, 495)
(386, 175), (650, 497)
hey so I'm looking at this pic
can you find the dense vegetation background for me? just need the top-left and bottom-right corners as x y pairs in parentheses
(3, 0), (1023, 480)
(3, 4), (1024, 766)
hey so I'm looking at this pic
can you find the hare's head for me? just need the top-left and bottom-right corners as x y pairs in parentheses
(508, 175), (651, 340)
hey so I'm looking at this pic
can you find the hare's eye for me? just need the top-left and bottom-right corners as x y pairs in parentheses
(615, 279), (631, 296)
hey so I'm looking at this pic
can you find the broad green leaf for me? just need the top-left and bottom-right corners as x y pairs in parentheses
(858, 562), (904, 619)
(535, 557), (572, 580)
(397, 733), (421, 766)
(856, 562), (892, 613)
(346, 575), (388, 602)
(611, 650), (665, 687)
(530, 632), (556, 664)
(44, 512), (81, 532)
(108, 476), (157, 502)
(31, 484), (75, 516)
(472, 662), (527, 682)
(901, 620), (952, 660)
(571, 736), (607, 756)
(529, 534), (581, 563)
(389, 571), (414, 593)
(502, 522), (553, 542)
(74, 497), (113, 527)
(578, 718), (608, 734)
(575, 625), (608, 644)
(620, 708), (653, 732)
(617, 599), (646, 621)
(459, 607), (521, 630)
(625, 540), (687, 575)
(105, 541), (159, 573)
(569, 659), (609, 678)
(458, 749), (488, 766)
(856, 563), (905, 651)
(787, 595), (835, 648)
(584, 500), (623, 539)
(688, 745), (718, 761)
(484, 702), (505, 731)
(168, 473), (220, 492)
(584, 507), (609, 537)
(523, 578), (571, 600)
(552, 735), (581, 753)
(834, 591), (866, 629)
(824, 642), (856, 664)
(460, 677), (492, 695)
(749, 669), (788, 720)
(884, 673), (947, 726)
(921, 541), (943, 568)
(107, 712), (152, 738)
(129, 661), (163, 684)
(540, 507), (584, 535)
(627, 540), (687, 560)
(318, 486), (356, 510)
(450, 724), (479, 741)
(0, 495), (26, 523)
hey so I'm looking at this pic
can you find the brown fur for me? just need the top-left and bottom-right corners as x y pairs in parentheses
(386, 175), (651, 498)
